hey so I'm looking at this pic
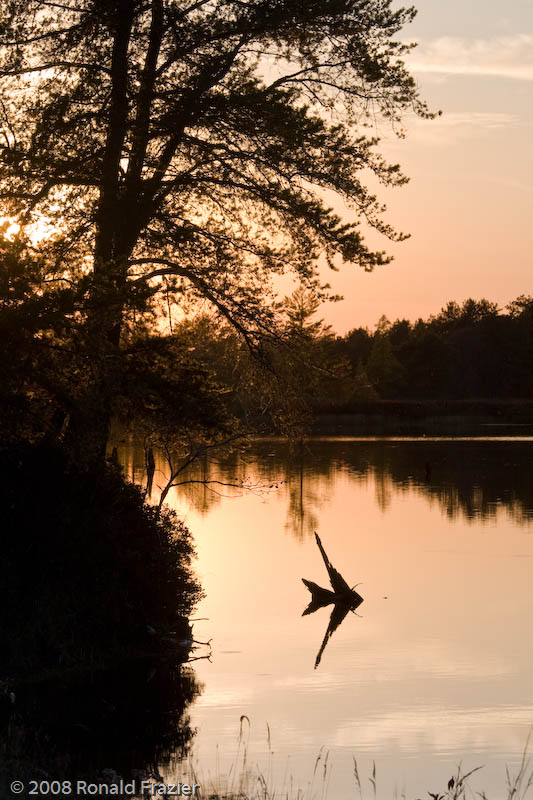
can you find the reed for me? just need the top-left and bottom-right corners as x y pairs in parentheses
(186, 729), (533, 800)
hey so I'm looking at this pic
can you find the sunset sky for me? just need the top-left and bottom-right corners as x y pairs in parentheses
(321, 0), (533, 333)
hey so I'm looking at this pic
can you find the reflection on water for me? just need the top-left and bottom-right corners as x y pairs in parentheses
(302, 533), (364, 669)
(1, 661), (200, 793)
(308, 601), (362, 671)
(119, 436), (533, 532)
(113, 437), (533, 797)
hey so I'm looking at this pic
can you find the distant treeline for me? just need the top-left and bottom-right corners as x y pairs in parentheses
(315, 295), (533, 407)
(158, 295), (533, 431)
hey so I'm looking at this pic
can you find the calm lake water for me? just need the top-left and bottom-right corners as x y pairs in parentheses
(121, 437), (533, 798)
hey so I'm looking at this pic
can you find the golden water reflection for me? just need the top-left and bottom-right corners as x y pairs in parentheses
(116, 437), (533, 797)
(118, 436), (533, 531)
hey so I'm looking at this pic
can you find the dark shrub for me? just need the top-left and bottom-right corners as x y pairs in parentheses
(0, 444), (202, 676)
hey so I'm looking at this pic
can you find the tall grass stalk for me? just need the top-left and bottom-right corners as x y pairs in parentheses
(180, 727), (533, 800)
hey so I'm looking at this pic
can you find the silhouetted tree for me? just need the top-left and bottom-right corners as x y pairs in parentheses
(507, 295), (533, 319)
(366, 321), (406, 397)
(0, 0), (432, 460)
(0, 230), (87, 442)
(283, 286), (324, 336)
(343, 326), (373, 372)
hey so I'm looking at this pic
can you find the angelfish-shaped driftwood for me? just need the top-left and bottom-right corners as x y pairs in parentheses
(302, 533), (363, 609)
(302, 533), (363, 668)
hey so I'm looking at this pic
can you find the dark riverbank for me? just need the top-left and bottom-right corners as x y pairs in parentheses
(312, 399), (533, 436)
(0, 443), (206, 796)
(0, 444), (201, 681)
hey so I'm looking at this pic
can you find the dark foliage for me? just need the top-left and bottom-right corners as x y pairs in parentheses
(0, 444), (202, 677)
(118, 332), (235, 440)
(320, 296), (533, 405)
(0, 661), (200, 792)
(141, 297), (533, 432)
(0, 234), (237, 458)
(0, 233), (85, 444)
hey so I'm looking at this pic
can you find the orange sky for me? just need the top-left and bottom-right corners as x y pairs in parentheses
(317, 0), (533, 333)
(5, 1), (531, 338)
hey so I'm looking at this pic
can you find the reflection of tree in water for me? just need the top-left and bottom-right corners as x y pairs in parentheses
(1, 662), (201, 791)
(285, 470), (328, 539)
(254, 441), (533, 527)
(284, 442), (329, 539)
(119, 437), (533, 530)
(399, 441), (532, 524)
(339, 440), (533, 525)
(117, 440), (250, 514)
(374, 470), (394, 512)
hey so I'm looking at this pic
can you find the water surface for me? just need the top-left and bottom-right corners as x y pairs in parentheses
(123, 437), (533, 797)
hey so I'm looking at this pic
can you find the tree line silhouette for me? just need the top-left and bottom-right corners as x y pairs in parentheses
(329, 296), (533, 403)
(139, 294), (533, 430)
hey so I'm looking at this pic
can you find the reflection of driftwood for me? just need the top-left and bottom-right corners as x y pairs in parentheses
(302, 533), (364, 668)
(145, 445), (155, 497)
(314, 602), (353, 669)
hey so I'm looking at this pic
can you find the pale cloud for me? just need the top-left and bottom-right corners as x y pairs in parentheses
(429, 111), (522, 129)
(384, 111), (525, 149)
(407, 35), (533, 81)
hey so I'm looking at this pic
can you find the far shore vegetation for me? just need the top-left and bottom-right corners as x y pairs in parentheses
(120, 292), (533, 439)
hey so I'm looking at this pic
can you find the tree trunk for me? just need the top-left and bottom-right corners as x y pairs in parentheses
(63, 1), (136, 466)
(64, 277), (125, 466)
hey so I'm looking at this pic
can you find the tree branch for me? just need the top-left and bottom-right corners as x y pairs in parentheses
(128, 258), (257, 347)
(157, 432), (246, 509)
